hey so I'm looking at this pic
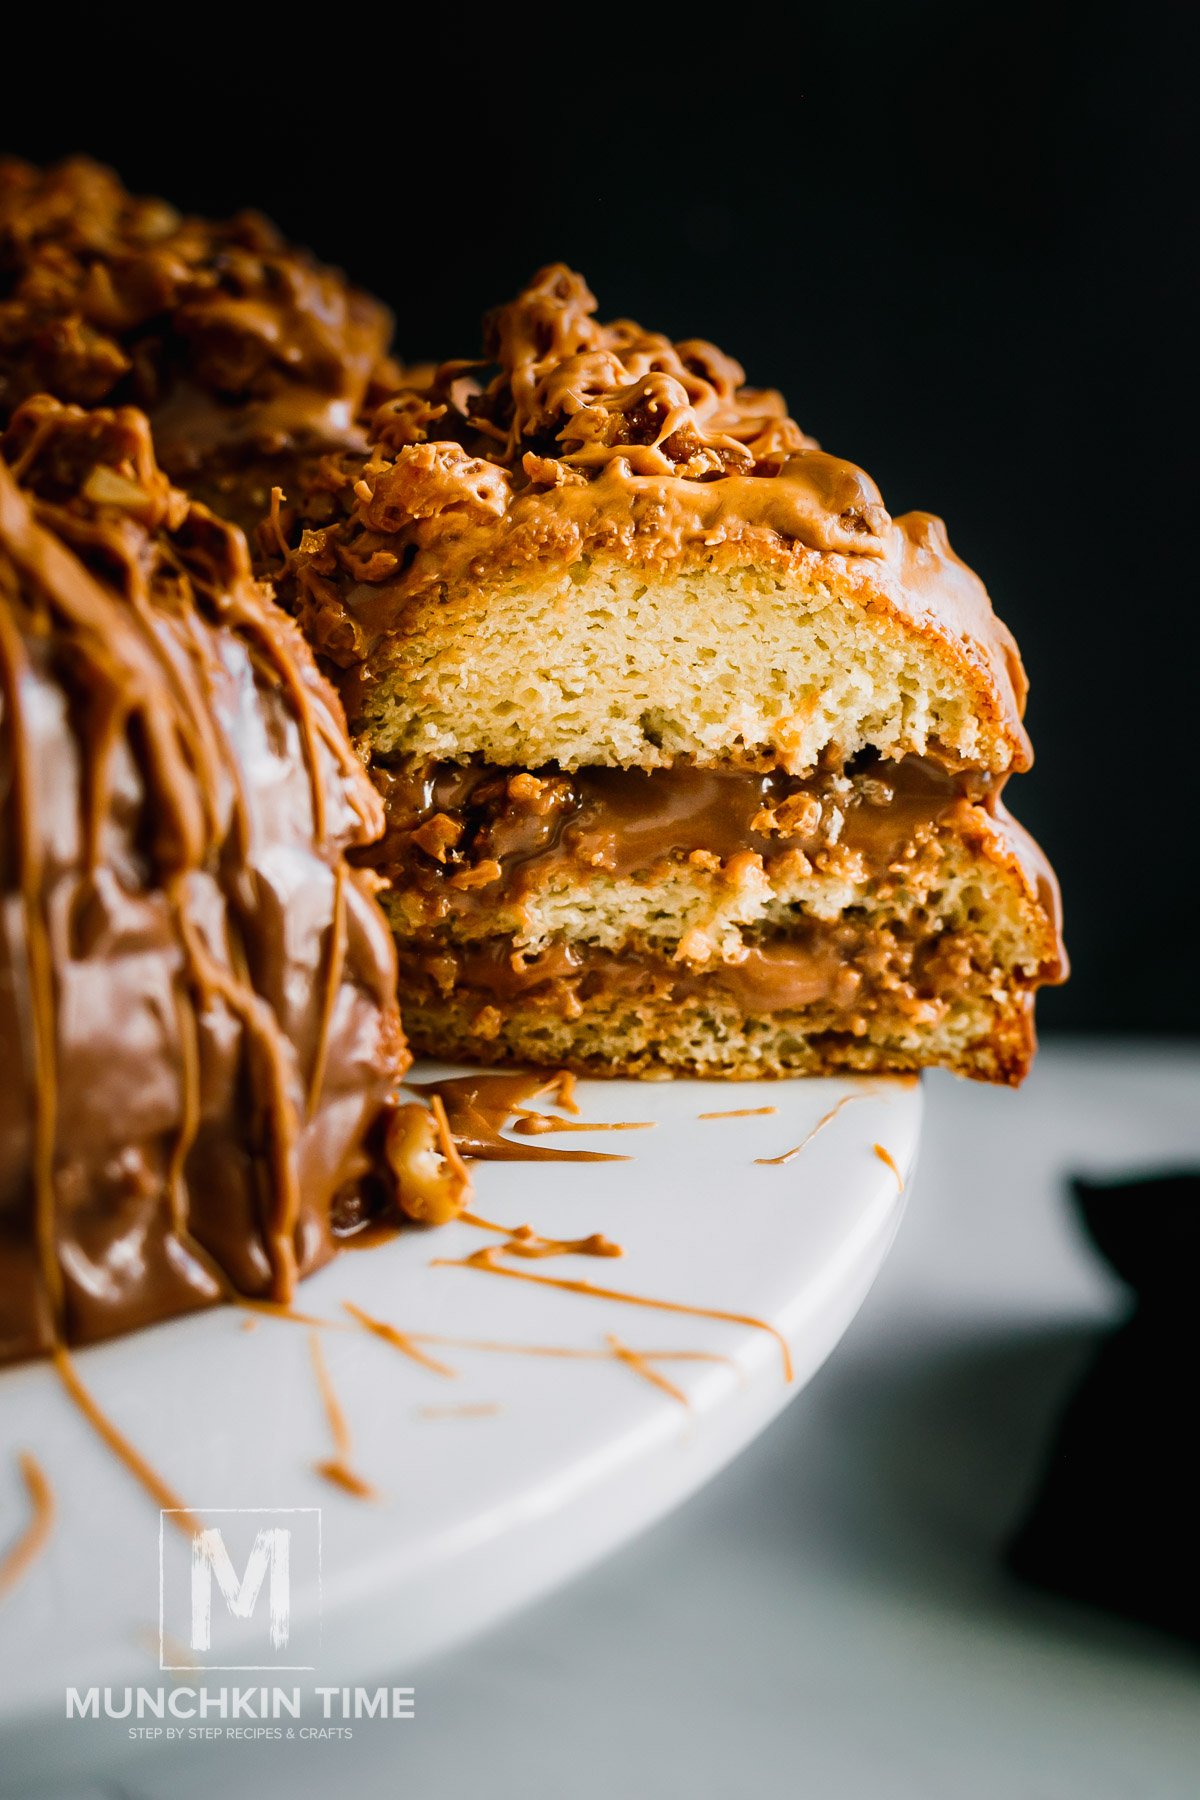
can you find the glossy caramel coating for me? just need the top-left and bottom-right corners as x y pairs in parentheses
(0, 399), (408, 1363)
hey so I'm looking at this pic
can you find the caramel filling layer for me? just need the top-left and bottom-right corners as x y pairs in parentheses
(365, 753), (998, 908)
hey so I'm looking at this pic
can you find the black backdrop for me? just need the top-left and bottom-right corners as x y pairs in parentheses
(6, 2), (1196, 1032)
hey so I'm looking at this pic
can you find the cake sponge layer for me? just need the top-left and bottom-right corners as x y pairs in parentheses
(397, 983), (1035, 1085)
(348, 545), (1028, 778)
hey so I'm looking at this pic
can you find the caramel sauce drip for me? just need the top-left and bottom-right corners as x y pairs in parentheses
(605, 1335), (689, 1408)
(873, 1143), (906, 1192)
(0, 398), (408, 1366)
(755, 1093), (871, 1166)
(309, 1331), (376, 1500)
(0, 1452), (56, 1603)
(342, 1303), (730, 1408)
(459, 1212), (624, 1260)
(511, 1112), (653, 1137)
(433, 1245), (794, 1382)
(409, 1071), (630, 1163)
(700, 1107), (778, 1121)
(343, 1302), (457, 1376)
(52, 1347), (199, 1534)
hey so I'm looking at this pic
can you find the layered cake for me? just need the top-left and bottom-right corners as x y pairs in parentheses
(276, 266), (1063, 1082)
(0, 157), (396, 531)
(0, 397), (413, 1364)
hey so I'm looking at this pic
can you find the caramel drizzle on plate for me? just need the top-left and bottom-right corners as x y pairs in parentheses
(459, 1211), (624, 1261)
(0, 1452), (56, 1603)
(308, 1331), (376, 1499)
(511, 1111), (654, 1137)
(409, 1071), (630, 1163)
(698, 1106), (778, 1121)
(873, 1143), (906, 1192)
(432, 1245), (793, 1382)
(343, 1303), (732, 1409)
(755, 1093), (869, 1166)
(52, 1347), (199, 1535)
(343, 1302), (458, 1377)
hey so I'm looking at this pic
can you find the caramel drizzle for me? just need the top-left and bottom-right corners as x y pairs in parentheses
(237, 1297), (344, 1330)
(605, 1335), (689, 1408)
(459, 1211), (624, 1260)
(755, 1093), (869, 1167)
(432, 1246), (793, 1381)
(343, 1302), (458, 1376)
(511, 1111), (654, 1137)
(342, 1303), (730, 1408)
(410, 1071), (630, 1164)
(308, 1331), (375, 1499)
(52, 1347), (199, 1534)
(699, 1106), (778, 1121)
(0, 1452), (56, 1603)
(873, 1143), (906, 1192)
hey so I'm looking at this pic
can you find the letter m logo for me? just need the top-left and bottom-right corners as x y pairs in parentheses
(191, 1526), (291, 1650)
(159, 1508), (322, 1670)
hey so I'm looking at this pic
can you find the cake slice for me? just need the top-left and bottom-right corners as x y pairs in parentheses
(276, 265), (1064, 1083)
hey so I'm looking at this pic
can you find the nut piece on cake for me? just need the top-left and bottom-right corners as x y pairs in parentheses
(273, 265), (1065, 1084)
(0, 398), (411, 1365)
(0, 157), (397, 531)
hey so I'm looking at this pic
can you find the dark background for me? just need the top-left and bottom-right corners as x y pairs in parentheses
(6, 3), (1196, 1033)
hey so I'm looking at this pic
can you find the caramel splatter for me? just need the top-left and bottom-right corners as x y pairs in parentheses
(343, 1302), (457, 1377)
(755, 1093), (869, 1166)
(459, 1212), (623, 1260)
(511, 1111), (654, 1137)
(410, 1071), (628, 1163)
(699, 1106), (778, 1121)
(342, 1304), (733, 1399)
(308, 1332), (376, 1499)
(238, 1298), (344, 1330)
(873, 1143), (906, 1192)
(605, 1336), (689, 1408)
(53, 1347), (199, 1534)
(0, 1452), (55, 1603)
(433, 1246), (793, 1380)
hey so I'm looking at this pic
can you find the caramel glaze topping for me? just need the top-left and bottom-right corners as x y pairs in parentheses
(272, 265), (1028, 762)
(0, 398), (409, 1366)
(0, 158), (397, 527)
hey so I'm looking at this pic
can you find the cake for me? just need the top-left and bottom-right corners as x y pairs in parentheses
(275, 265), (1063, 1083)
(0, 397), (414, 1365)
(0, 157), (396, 532)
